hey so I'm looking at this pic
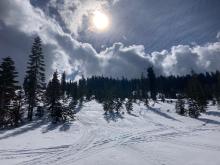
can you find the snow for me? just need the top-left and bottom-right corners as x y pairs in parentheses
(0, 100), (220, 165)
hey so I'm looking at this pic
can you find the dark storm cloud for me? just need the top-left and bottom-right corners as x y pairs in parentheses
(0, 0), (220, 82)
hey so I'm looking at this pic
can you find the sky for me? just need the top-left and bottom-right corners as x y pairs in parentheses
(0, 0), (220, 81)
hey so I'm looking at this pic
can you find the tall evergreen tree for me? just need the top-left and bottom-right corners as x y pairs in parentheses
(186, 72), (207, 118)
(78, 75), (86, 101)
(61, 71), (66, 96)
(188, 98), (200, 118)
(175, 94), (186, 116)
(24, 36), (46, 121)
(10, 90), (24, 127)
(115, 98), (123, 114)
(46, 71), (62, 123)
(0, 57), (19, 127)
(147, 67), (157, 101)
(215, 71), (220, 110)
(125, 98), (133, 114)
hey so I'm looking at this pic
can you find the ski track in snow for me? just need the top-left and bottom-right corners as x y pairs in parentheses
(0, 101), (220, 165)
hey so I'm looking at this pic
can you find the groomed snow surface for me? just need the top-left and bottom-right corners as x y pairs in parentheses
(0, 100), (220, 165)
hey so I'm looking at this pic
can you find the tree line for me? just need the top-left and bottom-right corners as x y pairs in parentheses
(0, 37), (75, 128)
(1, 36), (220, 128)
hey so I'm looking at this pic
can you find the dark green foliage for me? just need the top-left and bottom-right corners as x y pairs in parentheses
(63, 70), (220, 119)
(175, 94), (186, 116)
(69, 99), (78, 112)
(188, 98), (200, 118)
(61, 97), (75, 121)
(125, 98), (133, 114)
(147, 67), (157, 101)
(103, 98), (115, 114)
(78, 75), (86, 100)
(46, 71), (62, 123)
(160, 94), (165, 103)
(115, 98), (123, 114)
(24, 36), (46, 121)
(61, 72), (66, 96)
(144, 98), (149, 108)
(186, 73), (207, 117)
(215, 71), (220, 110)
(46, 71), (75, 123)
(10, 90), (24, 127)
(0, 57), (19, 127)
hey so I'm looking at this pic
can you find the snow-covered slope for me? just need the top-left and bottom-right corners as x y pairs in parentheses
(0, 100), (220, 165)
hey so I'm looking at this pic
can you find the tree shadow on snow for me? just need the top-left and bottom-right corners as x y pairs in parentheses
(104, 112), (124, 123)
(0, 119), (47, 140)
(197, 118), (220, 125)
(42, 121), (71, 133)
(206, 111), (220, 117)
(127, 112), (139, 117)
(59, 122), (71, 132)
(148, 107), (181, 122)
(42, 122), (60, 133)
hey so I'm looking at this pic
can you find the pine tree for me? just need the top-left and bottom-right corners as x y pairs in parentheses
(144, 98), (149, 108)
(69, 99), (77, 113)
(215, 71), (220, 110)
(46, 71), (62, 123)
(24, 36), (46, 121)
(188, 98), (200, 118)
(78, 75), (86, 98)
(61, 96), (75, 121)
(147, 67), (157, 101)
(186, 72), (206, 118)
(102, 96), (116, 122)
(10, 90), (24, 127)
(115, 98), (123, 114)
(0, 57), (19, 127)
(125, 98), (133, 114)
(103, 98), (114, 114)
(175, 94), (186, 116)
(61, 71), (66, 96)
(161, 94), (165, 103)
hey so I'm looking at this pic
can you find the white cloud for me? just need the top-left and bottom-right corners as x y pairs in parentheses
(1, 0), (220, 81)
(43, 0), (116, 37)
(150, 42), (220, 76)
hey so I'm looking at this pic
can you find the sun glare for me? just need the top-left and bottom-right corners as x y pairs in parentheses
(92, 11), (110, 31)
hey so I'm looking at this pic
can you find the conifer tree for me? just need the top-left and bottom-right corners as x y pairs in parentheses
(125, 98), (133, 114)
(186, 72), (206, 117)
(147, 67), (157, 101)
(188, 98), (200, 118)
(115, 98), (123, 114)
(10, 90), (24, 127)
(0, 57), (19, 127)
(24, 36), (46, 121)
(61, 71), (66, 96)
(144, 98), (149, 108)
(215, 71), (220, 110)
(46, 71), (62, 123)
(103, 97), (114, 114)
(175, 94), (186, 116)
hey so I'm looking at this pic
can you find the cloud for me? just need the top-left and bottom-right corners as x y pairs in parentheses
(0, 0), (220, 83)
(150, 42), (220, 76)
(31, 0), (117, 37)
(98, 43), (152, 78)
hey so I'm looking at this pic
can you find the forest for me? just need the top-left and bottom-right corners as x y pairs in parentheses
(1, 36), (220, 128)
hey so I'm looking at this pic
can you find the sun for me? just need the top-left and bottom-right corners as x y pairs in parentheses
(92, 11), (110, 31)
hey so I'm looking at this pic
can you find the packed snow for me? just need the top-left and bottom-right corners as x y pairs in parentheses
(0, 100), (220, 165)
